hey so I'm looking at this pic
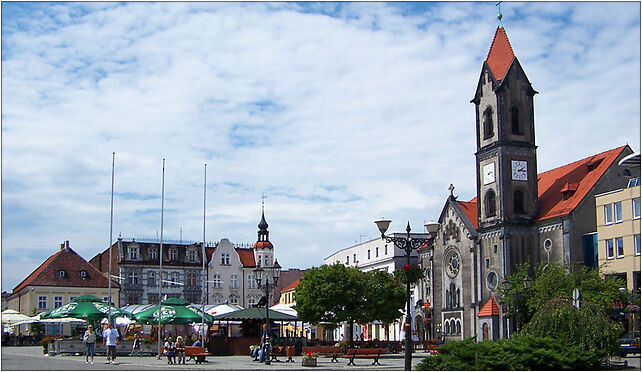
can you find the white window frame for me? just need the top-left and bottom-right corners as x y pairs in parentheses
(169, 249), (178, 261)
(230, 274), (238, 289)
(614, 202), (623, 223)
(616, 237), (624, 258)
(635, 234), (641, 256)
(212, 294), (223, 305)
(264, 256), (269, 267)
(149, 248), (157, 260)
(605, 204), (613, 225)
(229, 294), (239, 305)
(606, 239), (614, 259)
(129, 247), (138, 260)
(384, 245), (388, 255)
(58, 270), (66, 277)
(213, 274), (222, 288)
(148, 271), (156, 286)
(38, 296), (48, 310)
(128, 271), (139, 285)
(247, 274), (256, 289)
(221, 253), (230, 266)
(80, 270), (87, 278)
(633, 198), (640, 220)
(189, 250), (196, 262)
(54, 296), (63, 308)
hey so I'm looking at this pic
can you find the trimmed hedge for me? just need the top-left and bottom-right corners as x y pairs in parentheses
(416, 334), (604, 370)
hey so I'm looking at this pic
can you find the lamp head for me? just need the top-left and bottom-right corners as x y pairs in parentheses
(374, 219), (392, 238)
(523, 274), (532, 289)
(501, 277), (511, 291)
(272, 260), (282, 282)
(253, 266), (264, 286)
(424, 221), (440, 235)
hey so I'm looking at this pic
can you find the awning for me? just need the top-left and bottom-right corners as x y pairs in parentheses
(212, 307), (298, 321)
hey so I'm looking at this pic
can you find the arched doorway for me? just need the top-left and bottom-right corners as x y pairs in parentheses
(414, 315), (425, 342)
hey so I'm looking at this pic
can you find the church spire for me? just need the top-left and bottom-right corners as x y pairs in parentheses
(485, 26), (515, 81)
(253, 195), (273, 250)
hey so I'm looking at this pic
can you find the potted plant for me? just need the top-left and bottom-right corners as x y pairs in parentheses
(41, 335), (53, 354)
(302, 351), (318, 367)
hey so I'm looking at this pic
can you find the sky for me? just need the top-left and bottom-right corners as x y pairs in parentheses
(2, 2), (640, 291)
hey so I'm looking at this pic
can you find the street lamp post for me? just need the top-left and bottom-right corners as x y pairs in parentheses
(375, 219), (439, 371)
(501, 274), (532, 333)
(254, 260), (282, 366)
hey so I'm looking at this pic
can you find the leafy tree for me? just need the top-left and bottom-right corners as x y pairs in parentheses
(364, 269), (406, 340)
(296, 263), (370, 346)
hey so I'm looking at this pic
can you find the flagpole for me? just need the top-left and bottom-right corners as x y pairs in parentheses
(157, 159), (165, 359)
(108, 152), (115, 326)
(201, 163), (207, 344)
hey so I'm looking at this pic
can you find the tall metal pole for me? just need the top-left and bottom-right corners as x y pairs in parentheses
(265, 277), (271, 366)
(157, 159), (165, 359)
(404, 224), (412, 371)
(201, 163), (207, 344)
(108, 152), (115, 326)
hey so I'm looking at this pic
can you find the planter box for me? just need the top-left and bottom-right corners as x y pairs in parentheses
(302, 358), (317, 367)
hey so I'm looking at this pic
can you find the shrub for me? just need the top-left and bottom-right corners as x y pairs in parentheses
(416, 335), (604, 370)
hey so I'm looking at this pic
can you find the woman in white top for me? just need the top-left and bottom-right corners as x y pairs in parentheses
(82, 325), (97, 364)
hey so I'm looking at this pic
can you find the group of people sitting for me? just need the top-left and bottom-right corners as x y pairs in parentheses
(250, 324), (272, 363)
(163, 336), (187, 364)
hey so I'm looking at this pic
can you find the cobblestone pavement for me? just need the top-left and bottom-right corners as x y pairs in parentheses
(1, 346), (427, 370)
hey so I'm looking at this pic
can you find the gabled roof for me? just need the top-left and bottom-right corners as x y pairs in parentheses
(536, 145), (629, 221)
(282, 279), (300, 292)
(477, 297), (500, 317)
(14, 242), (112, 293)
(457, 198), (478, 229)
(485, 27), (515, 81)
(235, 248), (256, 267)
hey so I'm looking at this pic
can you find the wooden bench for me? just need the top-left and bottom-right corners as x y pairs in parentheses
(185, 346), (210, 364)
(269, 345), (283, 362)
(302, 346), (341, 362)
(342, 348), (387, 366)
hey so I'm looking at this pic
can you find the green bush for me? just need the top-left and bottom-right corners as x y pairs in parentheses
(416, 335), (604, 370)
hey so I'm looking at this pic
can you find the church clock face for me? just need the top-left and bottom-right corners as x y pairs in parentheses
(483, 163), (495, 185)
(511, 160), (528, 181)
(444, 250), (460, 278)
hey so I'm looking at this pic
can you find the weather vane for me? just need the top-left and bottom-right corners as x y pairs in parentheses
(496, 1), (503, 27)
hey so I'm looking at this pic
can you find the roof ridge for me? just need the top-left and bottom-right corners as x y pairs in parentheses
(13, 250), (63, 293)
(538, 145), (628, 176)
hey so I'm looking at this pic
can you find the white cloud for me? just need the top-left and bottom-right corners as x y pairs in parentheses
(2, 2), (639, 290)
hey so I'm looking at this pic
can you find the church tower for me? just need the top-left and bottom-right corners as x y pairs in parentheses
(253, 199), (274, 268)
(472, 26), (539, 283)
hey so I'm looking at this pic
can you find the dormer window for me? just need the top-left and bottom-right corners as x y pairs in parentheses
(80, 270), (87, 278)
(169, 249), (177, 261)
(58, 270), (66, 277)
(129, 247), (138, 260)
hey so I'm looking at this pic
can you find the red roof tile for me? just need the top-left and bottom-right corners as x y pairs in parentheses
(14, 243), (111, 293)
(486, 27), (515, 81)
(477, 297), (500, 317)
(235, 248), (256, 267)
(457, 199), (478, 229)
(253, 241), (273, 249)
(282, 279), (300, 292)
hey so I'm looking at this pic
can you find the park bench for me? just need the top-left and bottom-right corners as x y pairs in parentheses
(302, 346), (341, 362)
(342, 347), (387, 366)
(185, 346), (210, 364)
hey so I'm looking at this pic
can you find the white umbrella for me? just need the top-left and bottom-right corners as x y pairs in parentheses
(204, 303), (243, 316)
(100, 316), (132, 326)
(1, 309), (33, 325)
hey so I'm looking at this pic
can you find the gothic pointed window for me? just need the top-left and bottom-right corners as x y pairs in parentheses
(485, 190), (496, 217)
(483, 107), (494, 139)
(514, 190), (525, 213)
(511, 106), (521, 134)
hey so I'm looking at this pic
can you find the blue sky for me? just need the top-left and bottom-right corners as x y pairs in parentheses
(2, 2), (640, 291)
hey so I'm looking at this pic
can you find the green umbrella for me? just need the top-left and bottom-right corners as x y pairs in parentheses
(40, 294), (134, 322)
(134, 298), (214, 325)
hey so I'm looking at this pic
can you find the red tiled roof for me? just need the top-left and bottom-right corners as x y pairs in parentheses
(477, 297), (500, 317)
(282, 279), (300, 292)
(457, 199), (478, 229)
(14, 244), (112, 293)
(235, 248), (256, 267)
(253, 241), (273, 249)
(486, 27), (515, 81)
(535, 146), (628, 221)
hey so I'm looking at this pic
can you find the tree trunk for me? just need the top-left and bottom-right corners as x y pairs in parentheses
(348, 319), (354, 348)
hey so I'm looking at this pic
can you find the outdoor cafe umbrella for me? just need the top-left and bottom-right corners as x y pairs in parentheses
(134, 297), (214, 325)
(39, 294), (134, 322)
(1, 309), (33, 325)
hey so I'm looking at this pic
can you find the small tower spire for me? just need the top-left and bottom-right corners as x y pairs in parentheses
(496, 1), (503, 28)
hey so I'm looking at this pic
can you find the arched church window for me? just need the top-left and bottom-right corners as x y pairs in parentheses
(445, 289), (450, 308)
(456, 288), (461, 308)
(485, 190), (496, 217)
(450, 283), (456, 308)
(483, 107), (494, 139)
(482, 323), (489, 340)
(444, 321), (450, 335)
(511, 106), (521, 134)
(456, 320), (461, 335)
(514, 190), (525, 213)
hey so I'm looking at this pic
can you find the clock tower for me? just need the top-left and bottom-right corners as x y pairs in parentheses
(472, 26), (539, 278)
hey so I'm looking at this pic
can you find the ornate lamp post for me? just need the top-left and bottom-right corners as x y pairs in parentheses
(254, 260), (281, 366)
(374, 219), (439, 371)
(501, 274), (532, 333)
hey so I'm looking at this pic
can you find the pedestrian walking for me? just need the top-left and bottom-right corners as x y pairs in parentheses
(102, 323), (119, 364)
(131, 333), (142, 357)
(82, 325), (96, 365)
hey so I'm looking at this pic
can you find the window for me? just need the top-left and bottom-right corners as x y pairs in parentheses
(444, 321), (450, 335)
(485, 190), (496, 217)
(493, 244), (498, 254)
(127, 295), (139, 305)
(346, 256), (349, 264)
(54, 296), (63, 308)
(384, 245), (388, 255)
(635, 234), (641, 256)
(265, 256), (269, 267)
(353, 254), (356, 263)
(634, 198), (640, 219)
(169, 272), (178, 286)
(187, 272), (197, 287)
(103, 296), (110, 303)
(169, 249), (177, 261)
(257, 256), (261, 267)
(69, 296), (77, 303)
(483, 107), (494, 139)
(510, 106), (521, 134)
(38, 296), (47, 310)
(221, 253), (230, 265)
(614, 202), (623, 223)
(248, 295), (260, 306)
(376, 247), (379, 257)
(368, 250), (370, 259)
(189, 250), (196, 262)
(628, 178), (641, 188)
(213, 274), (222, 288)
(606, 239), (614, 259)
(148, 272), (156, 286)
(229, 294), (239, 305)
(58, 270), (66, 277)
(247, 274), (256, 289)
(616, 237), (624, 258)
(80, 270), (87, 278)
(149, 248), (157, 260)
(514, 190), (525, 213)
(129, 247), (138, 260)
(456, 320), (462, 335)
(485, 258), (490, 268)
(230, 274), (238, 289)
(128, 272), (139, 285)
(605, 204), (613, 225)
(148, 294), (159, 305)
